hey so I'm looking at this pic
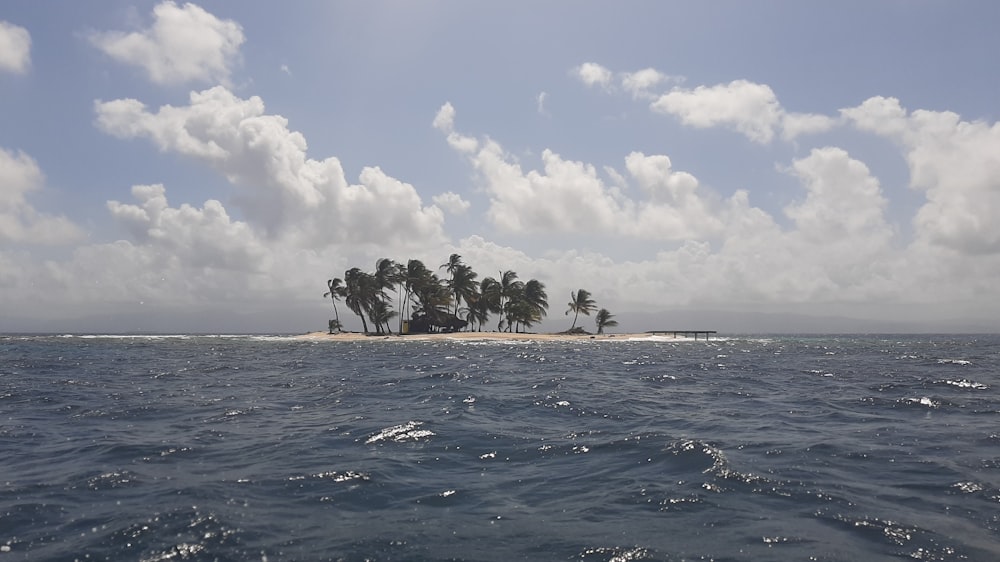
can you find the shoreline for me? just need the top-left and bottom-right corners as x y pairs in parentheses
(295, 331), (703, 342)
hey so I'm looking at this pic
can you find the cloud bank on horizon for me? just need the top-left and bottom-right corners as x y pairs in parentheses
(1, 1), (999, 333)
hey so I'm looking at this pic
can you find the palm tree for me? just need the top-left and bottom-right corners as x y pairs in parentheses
(473, 280), (498, 331)
(369, 299), (398, 333)
(400, 259), (430, 330)
(323, 278), (345, 332)
(344, 267), (375, 334)
(460, 299), (481, 331)
(373, 258), (400, 333)
(502, 279), (548, 333)
(566, 288), (597, 330)
(449, 264), (479, 317)
(411, 271), (452, 326)
(595, 308), (618, 334)
(522, 279), (548, 324)
(392, 263), (406, 333)
(441, 254), (462, 281)
(440, 254), (481, 317)
(497, 270), (523, 332)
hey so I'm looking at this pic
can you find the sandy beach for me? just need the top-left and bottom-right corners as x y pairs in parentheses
(295, 331), (702, 342)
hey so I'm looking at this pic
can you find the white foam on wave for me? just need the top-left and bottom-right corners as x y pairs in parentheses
(365, 421), (435, 444)
(901, 396), (940, 408)
(943, 379), (988, 390)
(937, 358), (972, 366)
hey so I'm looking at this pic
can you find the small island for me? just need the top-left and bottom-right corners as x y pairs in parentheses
(320, 254), (622, 338)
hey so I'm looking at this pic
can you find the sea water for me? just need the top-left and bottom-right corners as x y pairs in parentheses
(1, 334), (998, 561)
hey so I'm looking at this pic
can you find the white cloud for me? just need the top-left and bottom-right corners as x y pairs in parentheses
(432, 104), (958, 313)
(439, 105), (752, 241)
(537, 91), (549, 116)
(840, 96), (908, 137)
(843, 96), (1000, 255)
(0, 87), (466, 328)
(623, 152), (726, 239)
(89, 1), (244, 86)
(0, 148), (82, 245)
(432, 101), (456, 132)
(781, 112), (839, 141)
(574, 62), (613, 89)
(0, 20), (31, 74)
(651, 79), (784, 143)
(95, 86), (447, 248)
(433, 102), (478, 153)
(484, 146), (625, 233)
(566, 71), (834, 143)
(783, 147), (892, 246)
(621, 68), (668, 99)
(432, 192), (471, 215)
(107, 184), (268, 270)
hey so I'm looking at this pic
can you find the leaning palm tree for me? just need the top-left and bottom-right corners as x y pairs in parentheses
(343, 267), (375, 334)
(323, 278), (346, 332)
(401, 259), (430, 323)
(472, 281), (496, 331)
(369, 299), (398, 334)
(595, 308), (618, 334)
(566, 288), (597, 330)
(411, 271), (451, 326)
(373, 258), (400, 333)
(522, 279), (549, 324)
(448, 263), (479, 316)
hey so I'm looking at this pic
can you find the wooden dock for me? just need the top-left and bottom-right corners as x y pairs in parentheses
(646, 330), (718, 340)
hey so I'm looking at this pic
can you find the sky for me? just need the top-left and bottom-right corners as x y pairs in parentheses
(2, 1), (1000, 334)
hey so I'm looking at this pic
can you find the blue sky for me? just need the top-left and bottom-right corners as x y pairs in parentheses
(2, 1), (1000, 333)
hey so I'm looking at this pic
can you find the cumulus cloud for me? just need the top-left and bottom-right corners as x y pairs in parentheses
(432, 192), (471, 215)
(621, 68), (668, 99)
(0, 86), (463, 329)
(783, 147), (892, 245)
(574, 62), (613, 89)
(0, 148), (83, 245)
(437, 104), (756, 240)
(0, 20), (31, 74)
(433, 102), (478, 153)
(107, 184), (268, 270)
(90, 1), (244, 86)
(843, 96), (1000, 254)
(651, 79), (785, 143)
(575, 63), (678, 99)
(781, 112), (839, 141)
(432, 102), (954, 313)
(573, 67), (836, 143)
(95, 86), (447, 247)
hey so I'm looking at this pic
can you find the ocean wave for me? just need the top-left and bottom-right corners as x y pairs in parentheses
(364, 421), (436, 444)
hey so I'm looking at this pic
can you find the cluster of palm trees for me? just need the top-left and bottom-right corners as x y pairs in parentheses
(324, 254), (618, 335)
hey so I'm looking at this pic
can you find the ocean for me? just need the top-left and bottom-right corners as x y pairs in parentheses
(1, 333), (998, 561)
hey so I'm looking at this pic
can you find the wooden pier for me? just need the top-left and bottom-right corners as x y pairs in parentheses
(646, 330), (718, 340)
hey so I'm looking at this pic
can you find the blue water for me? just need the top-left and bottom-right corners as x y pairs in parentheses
(1, 334), (999, 561)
